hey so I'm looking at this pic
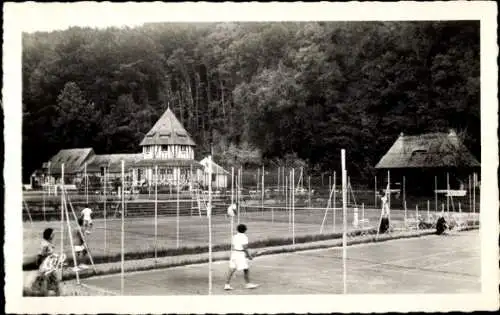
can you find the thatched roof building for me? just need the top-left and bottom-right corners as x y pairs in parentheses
(42, 148), (94, 175)
(375, 130), (480, 169)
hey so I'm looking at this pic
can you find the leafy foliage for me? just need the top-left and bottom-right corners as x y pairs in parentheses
(22, 22), (480, 181)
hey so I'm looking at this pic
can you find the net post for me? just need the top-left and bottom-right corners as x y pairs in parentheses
(374, 175), (377, 208)
(121, 160), (125, 295)
(341, 149), (347, 294)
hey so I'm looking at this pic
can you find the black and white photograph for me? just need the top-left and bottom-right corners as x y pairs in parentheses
(3, 2), (498, 314)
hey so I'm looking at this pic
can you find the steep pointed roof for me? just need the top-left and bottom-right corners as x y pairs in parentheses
(140, 107), (196, 147)
(375, 130), (480, 169)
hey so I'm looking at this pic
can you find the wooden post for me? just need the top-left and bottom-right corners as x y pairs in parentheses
(155, 165), (158, 260)
(333, 171), (336, 233)
(208, 156), (213, 295)
(60, 164), (65, 279)
(446, 173), (450, 216)
(103, 167), (107, 251)
(121, 160), (125, 295)
(341, 149), (347, 294)
(176, 170), (180, 248)
(231, 167), (234, 236)
(85, 162), (88, 204)
(435, 176), (438, 213)
(308, 175), (311, 207)
(403, 176), (406, 210)
(292, 168), (295, 245)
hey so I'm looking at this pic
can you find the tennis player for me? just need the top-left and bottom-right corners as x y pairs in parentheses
(224, 224), (259, 290)
(80, 204), (93, 233)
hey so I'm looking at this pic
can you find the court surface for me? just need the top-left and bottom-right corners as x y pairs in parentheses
(82, 229), (480, 295)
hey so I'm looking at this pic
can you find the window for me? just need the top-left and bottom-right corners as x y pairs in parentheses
(167, 168), (173, 175)
(162, 145), (169, 151)
(100, 167), (105, 177)
(212, 174), (216, 181)
(180, 146), (187, 152)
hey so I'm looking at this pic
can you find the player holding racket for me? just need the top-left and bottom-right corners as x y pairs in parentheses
(224, 224), (259, 290)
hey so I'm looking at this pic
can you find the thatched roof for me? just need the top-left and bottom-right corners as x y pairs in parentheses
(86, 153), (143, 173)
(140, 108), (196, 147)
(42, 148), (95, 175)
(375, 130), (480, 169)
(200, 157), (229, 174)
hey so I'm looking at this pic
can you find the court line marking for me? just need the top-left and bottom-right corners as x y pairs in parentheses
(79, 232), (478, 283)
(79, 282), (120, 295)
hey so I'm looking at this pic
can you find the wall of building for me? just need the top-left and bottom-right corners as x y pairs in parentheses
(142, 145), (194, 160)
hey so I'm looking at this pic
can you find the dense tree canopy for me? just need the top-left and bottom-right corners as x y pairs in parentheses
(22, 21), (480, 182)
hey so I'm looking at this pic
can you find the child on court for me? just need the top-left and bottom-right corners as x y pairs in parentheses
(224, 224), (259, 290)
(80, 204), (93, 234)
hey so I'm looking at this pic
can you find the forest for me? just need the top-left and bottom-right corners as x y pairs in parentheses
(22, 21), (480, 182)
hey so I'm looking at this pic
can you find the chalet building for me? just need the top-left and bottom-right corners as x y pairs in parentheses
(375, 130), (480, 195)
(32, 107), (228, 191)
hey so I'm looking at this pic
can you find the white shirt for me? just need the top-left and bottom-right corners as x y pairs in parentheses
(81, 208), (92, 220)
(232, 233), (248, 251)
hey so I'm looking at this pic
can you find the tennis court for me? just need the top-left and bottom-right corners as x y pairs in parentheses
(81, 229), (480, 295)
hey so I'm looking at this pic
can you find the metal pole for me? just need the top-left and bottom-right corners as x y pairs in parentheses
(60, 164), (65, 279)
(435, 176), (438, 213)
(341, 149), (347, 294)
(308, 175), (311, 207)
(64, 196), (80, 284)
(155, 165), (158, 260)
(403, 176), (406, 210)
(447, 173), (450, 216)
(121, 160), (125, 295)
(208, 156), (213, 295)
(292, 168), (295, 245)
(177, 169), (180, 248)
(85, 162), (88, 204)
(42, 181), (46, 221)
(261, 165), (264, 215)
(374, 175), (377, 208)
(104, 167), (107, 251)
(333, 171), (336, 232)
(473, 172), (476, 223)
(231, 167), (234, 236)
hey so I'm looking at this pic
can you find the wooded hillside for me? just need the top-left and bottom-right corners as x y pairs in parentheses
(22, 21), (480, 181)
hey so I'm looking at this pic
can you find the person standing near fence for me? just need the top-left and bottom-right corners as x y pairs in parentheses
(379, 190), (390, 233)
(224, 224), (259, 290)
(80, 204), (93, 234)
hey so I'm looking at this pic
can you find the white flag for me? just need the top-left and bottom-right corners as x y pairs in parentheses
(227, 204), (236, 217)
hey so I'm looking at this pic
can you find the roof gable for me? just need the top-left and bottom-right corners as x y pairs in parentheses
(140, 107), (196, 147)
(200, 157), (229, 174)
(375, 130), (480, 169)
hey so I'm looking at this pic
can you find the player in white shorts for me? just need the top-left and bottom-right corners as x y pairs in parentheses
(80, 204), (93, 234)
(224, 224), (259, 290)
